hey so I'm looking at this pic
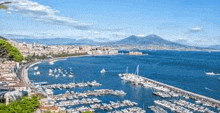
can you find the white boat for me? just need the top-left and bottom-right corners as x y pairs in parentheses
(49, 69), (53, 76)
(54, 68), (57, 73)
(55, 74), (59, 78)
(205, 72), (220, 76)
(49, 61), (54, 65)
(69, 74), (74, 78)
(34, 66), (38, 70)
(36, 71), (40, 75)
(100, 68), (106, 74)
(58, 68), (62, 73)
(62, 74), (66, 77)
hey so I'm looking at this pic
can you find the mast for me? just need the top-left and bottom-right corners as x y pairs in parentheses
(126, 67), (128, 73)
(136, 65), (139, 75)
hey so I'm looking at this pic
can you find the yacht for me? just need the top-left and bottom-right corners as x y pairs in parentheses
(49, 69), (53, 76)
(36, 71), (40, 75)
(55, 74), (59, 78)
(58, 68), (62, 73)
(205, 72), (216, 76)
(100, 68), (106, 74)
(54, 68), (57, 73)
(69, 74), (74, 78)
(34, 66), (38, 70)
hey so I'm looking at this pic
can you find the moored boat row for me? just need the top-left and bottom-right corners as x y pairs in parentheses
(110, 107), (146, 113)
(43, 80), (101, 89)
(54, 89), (127, 101)
(148, 106), (167, 113)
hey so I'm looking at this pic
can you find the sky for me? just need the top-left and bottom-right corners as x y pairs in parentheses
(0, 0), (220, 47)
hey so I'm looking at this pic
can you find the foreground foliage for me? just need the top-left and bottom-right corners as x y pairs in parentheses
(0, 96), (40, 113)
(0, 39), (23, 62)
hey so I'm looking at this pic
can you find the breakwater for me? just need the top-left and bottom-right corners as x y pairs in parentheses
(120, 73), (220, 111)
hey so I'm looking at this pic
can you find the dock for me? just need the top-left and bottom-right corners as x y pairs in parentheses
(120, 73), (220, 109)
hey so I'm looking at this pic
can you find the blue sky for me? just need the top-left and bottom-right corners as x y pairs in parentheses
(0, 0), (220, 46)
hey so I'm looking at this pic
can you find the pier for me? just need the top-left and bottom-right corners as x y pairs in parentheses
(43, 80), (101, 89)
(120, 73), (220, 109)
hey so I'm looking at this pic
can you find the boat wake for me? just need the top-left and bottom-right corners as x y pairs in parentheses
(205, 87), (220, 93)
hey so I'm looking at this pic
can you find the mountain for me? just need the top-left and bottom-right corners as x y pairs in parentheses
(111, 34), (187, 47)
(207, 45), (220, 50)
(69, 39), (98, 45)
(13, 34), (191, 48)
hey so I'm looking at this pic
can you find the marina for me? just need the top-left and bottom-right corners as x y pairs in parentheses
(28, 52), (220, 112)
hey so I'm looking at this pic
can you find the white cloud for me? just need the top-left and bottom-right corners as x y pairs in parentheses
(4, 0), (92, 30)
(189, 27), (203, 33)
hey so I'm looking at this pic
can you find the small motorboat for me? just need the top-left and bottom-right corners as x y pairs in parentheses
(36, 71), (40, 75)
(34, 66), (38, 70)
(100, 68), (106, 74)
(205, 72), (220, 76)
(49, 69), (53, 76)
(69, 74), (74, 78)
(205, 72), (215, 76)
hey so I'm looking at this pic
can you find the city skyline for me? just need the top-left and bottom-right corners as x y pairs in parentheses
(0, 0), (220, 47)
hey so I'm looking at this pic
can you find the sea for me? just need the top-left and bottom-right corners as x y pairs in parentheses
(28, 50), (220, 113)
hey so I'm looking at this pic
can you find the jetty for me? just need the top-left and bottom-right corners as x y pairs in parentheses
(119, 73), (220, 109)
(53, 89), (126, 101)
(43, 80), (101, 89)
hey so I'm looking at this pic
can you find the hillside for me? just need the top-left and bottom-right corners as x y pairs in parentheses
(0, 37), (23, 62)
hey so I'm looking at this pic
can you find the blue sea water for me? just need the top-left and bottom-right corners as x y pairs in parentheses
(28, 50), (220, 112)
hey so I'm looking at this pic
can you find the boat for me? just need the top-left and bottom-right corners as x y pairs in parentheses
(54, 68), (57, 73)
(55, 74), (59, 78)
(49, 69), (53, 76)
(205, 72), (220, 76)
(49, 59), (54, 65)
(36, 71), (40, 75)
(100, 68), (106, 74)
(58, 68), (62, 73)
(34, 66), (38, 70)
(69, 74), (74, 78)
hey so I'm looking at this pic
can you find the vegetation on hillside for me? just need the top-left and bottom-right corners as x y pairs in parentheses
(0, 39), (23, 62)
(0, 5), (7, 9)
(82, 111), (93, 113)
(0, 96), (40, 113)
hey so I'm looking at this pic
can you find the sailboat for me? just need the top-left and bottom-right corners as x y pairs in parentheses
(49, 69), (53, 76)
(119, 67), (128, 77)
(135, 65), (139, 75)
(100, 68), (106, 74)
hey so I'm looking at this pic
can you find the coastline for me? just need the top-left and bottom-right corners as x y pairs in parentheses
(18, 53), (220, 112)
(18, 54), (91, 89)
